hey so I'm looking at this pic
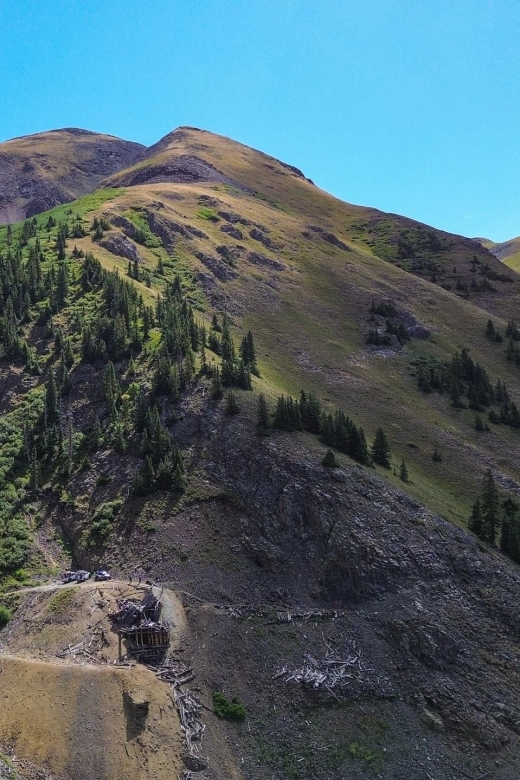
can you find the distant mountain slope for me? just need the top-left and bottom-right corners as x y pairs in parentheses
(480, 235), (520, 272)
(0, 128), (144, 224)
(104, 126), (520, 319)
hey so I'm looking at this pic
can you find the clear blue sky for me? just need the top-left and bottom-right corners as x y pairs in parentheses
(1, 0), (519, 241)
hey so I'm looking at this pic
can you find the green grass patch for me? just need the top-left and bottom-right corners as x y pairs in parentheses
(122, 208), (162, 247)
(196, 207), (220, 222)
(47, 588), (76, 614)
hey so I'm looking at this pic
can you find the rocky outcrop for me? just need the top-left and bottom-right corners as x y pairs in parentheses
(246, 251), (285, 271)
(303, 225), (351, 252)
(220, 223), (243, 240)
(194, 251), (238, 282)
(99, 233), (141, 263)
(249, 227), (283, 250)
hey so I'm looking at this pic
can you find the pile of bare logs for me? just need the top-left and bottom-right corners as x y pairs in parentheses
(275, 648), (394, 699)
(57, 627), (110, 662)
(150, 660), (206, 769)
(216, 604), (345, 623)
(275, 651), (361, 690)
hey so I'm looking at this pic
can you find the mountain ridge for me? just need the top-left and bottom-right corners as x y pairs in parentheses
(0, 124), (520, 779)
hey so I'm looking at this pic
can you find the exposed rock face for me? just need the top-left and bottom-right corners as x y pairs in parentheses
(249, 227), (283, 250)
(108, 154), (249, 191)
(194, 251), (238, 281)
(246, 251), (285, 271)
(0, 128), (144, 224)
(188, 414), (520, 761)
(99, 233), (141, 263)
(220, 223), (243, 240)
(303, 224), (352, 251)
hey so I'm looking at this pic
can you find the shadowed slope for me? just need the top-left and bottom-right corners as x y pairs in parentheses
(0, 128), (144, 224)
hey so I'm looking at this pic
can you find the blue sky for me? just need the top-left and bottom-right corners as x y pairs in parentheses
(1, 0), (519, 241)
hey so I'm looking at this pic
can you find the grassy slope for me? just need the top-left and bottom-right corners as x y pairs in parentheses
(1, 128), (520, 532)
(484, 236), (520, 272)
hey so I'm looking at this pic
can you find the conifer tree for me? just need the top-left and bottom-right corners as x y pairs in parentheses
(212, 367), (224, 400)
(133, 456), (155, 495)
(103, 361), (120, 418)
(399, 459), (409, 482)
(56, 261), (69, 308)
(481, 468), (500, 545)
(349, 426), (371, 465)
(225, 390), (240, 415)
(91, 414), (103, 451)
(322, 448), (340, 467)
(500, 498), (520, 563)
(256, 393), (270, 435)
(371, 427), (391, 468)
(240, 331), (259, 375)
(468, 498), (483, 537)
(45, 369), (60, 426)
(31, 447), (41, 491)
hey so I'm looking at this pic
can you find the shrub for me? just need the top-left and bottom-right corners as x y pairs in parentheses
(322, 448), (340, 468)
(0, 605), (11, 627)
(213, 691), (246, 721)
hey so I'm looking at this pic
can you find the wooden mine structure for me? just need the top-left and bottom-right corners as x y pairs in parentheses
(111, 590), (170, 662)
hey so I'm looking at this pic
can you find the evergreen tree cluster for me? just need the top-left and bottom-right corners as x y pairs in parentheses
(414, 347), (520, 431)
(486, 319), (520, 366)
(468, 469), (520, 564)
(269, 390), (385, 467)
(485, 318), (503, 343)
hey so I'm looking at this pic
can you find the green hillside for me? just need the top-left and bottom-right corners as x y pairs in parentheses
(1, 126), (520, 779)
(484, 235), (520, 272)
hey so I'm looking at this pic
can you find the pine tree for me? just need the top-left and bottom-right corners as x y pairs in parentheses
(91, 414), (103, 451)
(240, 331), (259, 375)
(500, 498), (520, 563)
(481, 468), (500, 545)
(256, 393), (270, 435)
(225, 390), (240, 415)
(31, 447), (41, 491)
(103, 361), (120, 416)
(221, 318), (236, 362)
(432, 448), (442, 462)
(468, 498), (483, 538)
(399, 459), (409, 482)
(133, 456), (155, 495)
(56, 261), (69, 308)
(212, 367), (224, 400)
(349, 426), (371, 465)
(371, 427), (391, 468)
(45, 369), (60, 426)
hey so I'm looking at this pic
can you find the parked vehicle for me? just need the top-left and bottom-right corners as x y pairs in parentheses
(94, 569), (111, 581)
(61, 570), (90, 584)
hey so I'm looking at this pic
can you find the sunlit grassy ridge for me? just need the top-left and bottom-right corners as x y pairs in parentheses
(2, 127), (520, 529)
